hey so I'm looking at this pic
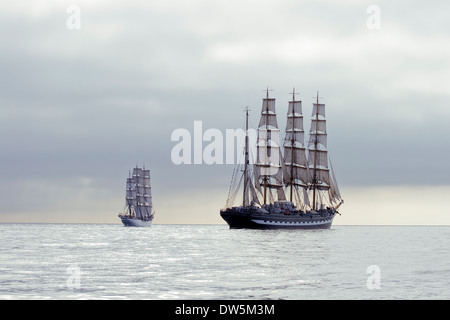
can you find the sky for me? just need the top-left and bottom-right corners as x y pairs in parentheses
(0, 0), (449, 225)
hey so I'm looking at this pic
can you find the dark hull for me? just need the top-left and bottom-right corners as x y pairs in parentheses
(220, 207), (335, 230)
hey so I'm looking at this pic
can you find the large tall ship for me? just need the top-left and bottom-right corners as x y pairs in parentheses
(220, 89), (343, 229)
(118, 166), (154, 227)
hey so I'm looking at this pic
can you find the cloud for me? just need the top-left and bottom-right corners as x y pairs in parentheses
(0, 1), (449, 224)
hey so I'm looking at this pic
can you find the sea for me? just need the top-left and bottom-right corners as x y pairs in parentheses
(0, 223), (449, 301)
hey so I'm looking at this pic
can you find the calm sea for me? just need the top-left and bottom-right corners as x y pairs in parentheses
(0, 223), (449, 300)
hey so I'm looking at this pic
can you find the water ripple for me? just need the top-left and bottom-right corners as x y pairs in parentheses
(0, 224), (449, 299)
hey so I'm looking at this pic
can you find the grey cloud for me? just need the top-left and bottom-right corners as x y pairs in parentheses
(0, 1), (449, 221)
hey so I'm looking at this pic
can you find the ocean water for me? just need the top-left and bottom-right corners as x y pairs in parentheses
(0, 223), (449, 300)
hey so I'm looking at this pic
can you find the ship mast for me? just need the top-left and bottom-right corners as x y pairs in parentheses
(127, 170), (132, 216)
(243, 107), (249, 206)
(263, 88), (269, 204)
(312, 91), (319, 211)
(289, 88), (297, 202)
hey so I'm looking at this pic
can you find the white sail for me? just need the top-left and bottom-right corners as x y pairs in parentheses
(249, 181), (261, 206)
(328, 159), (342, 205)
(255, 93), (285, 203)
(143, 169), (153, 217)
(307, 102), (330, 191)
(133, 167), (143, 179)
(283, 99), (309, 188)
(281, 93), (311, 210)
(224, 141), (262, 208)
(126, 178), (134, 207)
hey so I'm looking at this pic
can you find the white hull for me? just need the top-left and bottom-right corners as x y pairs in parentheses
(119, 216), (152, 227)
(250, 217), (333, 228)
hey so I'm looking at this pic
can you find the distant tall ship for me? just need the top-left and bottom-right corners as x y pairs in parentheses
(220, 88), (343, 229)
(118, 166), (154, 227)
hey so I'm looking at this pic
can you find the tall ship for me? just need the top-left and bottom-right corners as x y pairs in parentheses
(118, 166), (154, 227)
(220, 89), (343, 229)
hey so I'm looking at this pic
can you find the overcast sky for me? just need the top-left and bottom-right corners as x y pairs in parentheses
(1, 0), (449, 225)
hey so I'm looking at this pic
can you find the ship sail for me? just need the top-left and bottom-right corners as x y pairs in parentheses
(255, 89), (285, 204)
(282, 89), (310, 209)
(142, 169), (153, 217)
(307, 92), (331, 210)
(328, 159), (342, 207)
(133, 167), (144, 219)
(224, 108), (261, 209)
(131, 167), (153, 219)
(126, 176), (135, 215)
